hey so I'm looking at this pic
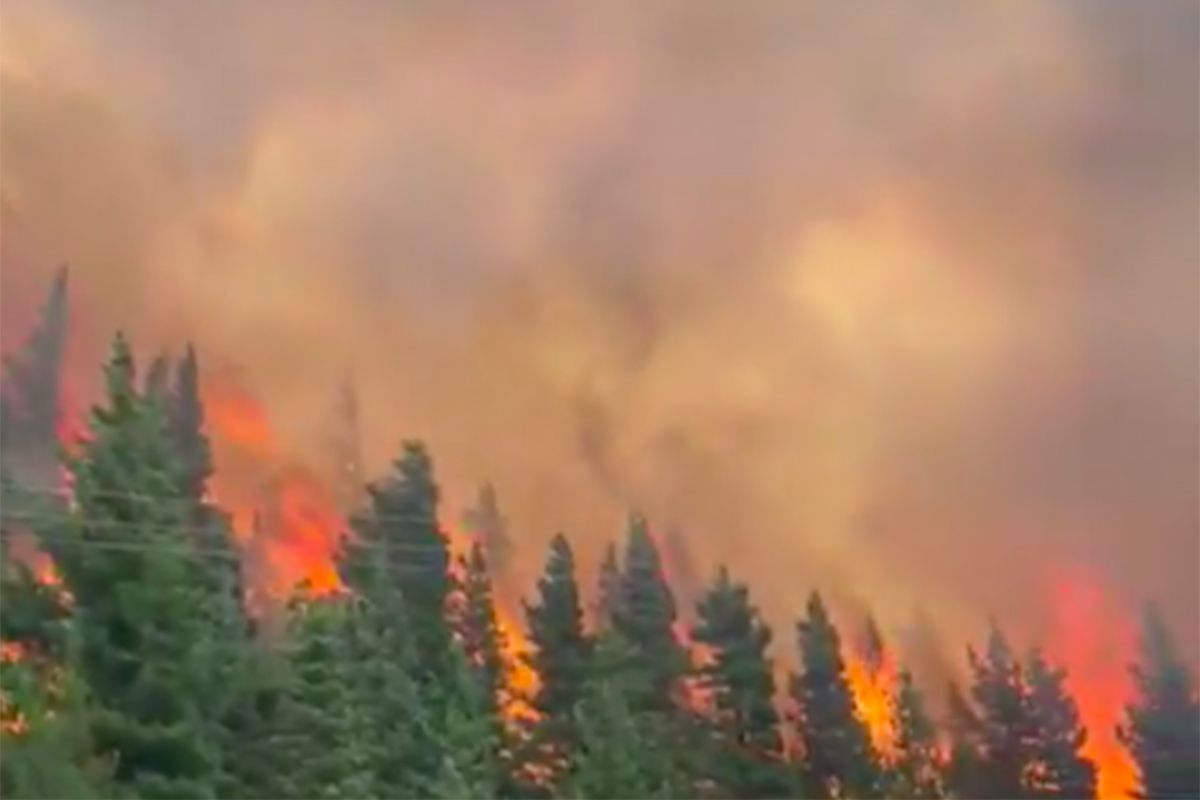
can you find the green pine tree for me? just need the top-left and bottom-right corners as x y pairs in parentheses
(273, 594), (374, 799)
(1024, 649), (1096, 799)
(568, 632), (690, 800)
(168, 343), (212, 508)
(59, 333), (230, 798)
(524, 533), (593, 783)
(791, 591), (882, 798)
(0, 265), (69, 493)
(464, 482), (513, 583)
(612, 512), (687, 712)
(691, 566), (789, 798)
(424, 647), (504, 800)
(459, 540), (507, 711)
(888, 669), (944, 799)
(357, 441), (454, 680)
(964, 623), (1035, 799)
(1120, 605), (1200, 800)
(594, 542), (622, 631)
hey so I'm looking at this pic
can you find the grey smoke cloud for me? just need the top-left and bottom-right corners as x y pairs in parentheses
(1, 2), (1196, 661)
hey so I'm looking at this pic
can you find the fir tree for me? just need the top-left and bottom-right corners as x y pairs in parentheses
(59, 333), (229, 798)
(612, 512), (687, 712)
(464, 482), (513, 582)
(168, 343), (212, 508)
(525, 533), (593, 781)
(425, 647), (504, 800)
(357, 441), (454, 679)
(568, 632), (689, 800)
(0, 266), (69, 492)
(1024, 649), (1096, 799)
(459, 540), (507, 710)
(594, 542), (622, 631)
(944, 679), (985, 799)
(691, 566), (789, 798)
(142, 353), (170, 403)
(273, 595), (374, 799)
(889, 669), (944, 799)
(964, 623), (1035, 799)
(791, 591), (882, 798)
(1120, 605), (1200, 799)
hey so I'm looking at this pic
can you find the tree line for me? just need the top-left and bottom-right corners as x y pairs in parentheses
(1, 322), (1197, 799)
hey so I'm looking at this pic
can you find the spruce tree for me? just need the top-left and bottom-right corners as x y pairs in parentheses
(594, 542), (623, 631)
(168, 343), (212, 508)
(424, 647), (504, 800)
(791, 591), (881, 798)
(889, 669), (944, 799)
(525, 533), (592, 781)
(691, 566), (789, 798)
(464, 482), (513, 582)
(356, 441), (454, 679)
(944, 679), (985, 799)
(1120, 605), (1200, 799)
(460, 540), (507, 711)
(964, 623), (1035, 799)
(142, 353), (170, 402)
(1024, 649), (1096, 799)
(0, 266), (69, 492)
(568, 632), (689, 800)
(612, 513), (686, 712)
(273, 595), (374, 799)
(58, 332), (227, 798)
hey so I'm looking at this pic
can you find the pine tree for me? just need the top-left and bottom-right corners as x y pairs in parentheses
(964, 623), (1035, 799)
(464, 482), (513, 583)
(568, 632), (689, 800)
(944, 679), (985, 799)
(525, 533), (592, 781)
(273, 595), (374, 799)
(612, 512), (687, 712)
(356, 441), (454, 679)
(1024, 649), (1096, 799)
(691, 566), (789, 798)
(0, 266), (69, 492)
(460, 540), (507, 710)
(1120, 605), (1200, 799)
(168, 343), (212, 507)
(791, 591), (882, 798)
(889, 669), (944, 799)
(58, 332), (228, 798)
(142, 353), (170, 402)
(595, 542), (622, 630)
(424, 647), (504, 800)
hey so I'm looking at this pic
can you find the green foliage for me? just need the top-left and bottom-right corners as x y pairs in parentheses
(594, 542), (622, 631)
(791, 591), (881, 799)
(888, 670), (944, 799)
(1120, 605), (1200, 800)
(460, 540), (507, 711)
(612, 512), (687, 712)
(525, 533), (593, 783)
(1023, 649), (1096, 799)
(692, 566), (790, 798)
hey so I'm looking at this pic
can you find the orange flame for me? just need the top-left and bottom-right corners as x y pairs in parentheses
(1045, 567), (1137, 800)
(845, 649), (899, 759)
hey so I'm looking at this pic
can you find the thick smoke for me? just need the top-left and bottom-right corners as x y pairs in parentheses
(1, 2), (1196, 664)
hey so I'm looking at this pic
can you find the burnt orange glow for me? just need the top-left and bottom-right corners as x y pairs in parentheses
(496, 605), (540, 721)
(6, 529), (72, 607)
(202, 377), (278, 461)
(1044, 568), (1138, 800)
(845, 647), (899, 759)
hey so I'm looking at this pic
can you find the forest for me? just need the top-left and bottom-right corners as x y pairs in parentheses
(0, 273), (1197, 800)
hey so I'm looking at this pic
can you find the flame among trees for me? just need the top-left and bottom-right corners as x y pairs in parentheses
(1, 275), (1197, 799)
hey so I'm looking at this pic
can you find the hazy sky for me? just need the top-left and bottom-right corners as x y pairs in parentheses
(2, 2), (1196, 662)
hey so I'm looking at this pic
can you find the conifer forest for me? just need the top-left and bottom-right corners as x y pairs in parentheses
(1, 4), (1198, 799)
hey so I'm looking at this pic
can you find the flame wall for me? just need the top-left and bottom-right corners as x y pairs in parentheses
(1, 0), (1196, 702)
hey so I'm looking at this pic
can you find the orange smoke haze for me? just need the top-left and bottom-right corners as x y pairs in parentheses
(0, 0), (1196, 774)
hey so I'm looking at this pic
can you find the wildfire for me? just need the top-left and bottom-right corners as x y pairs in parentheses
(1045, 567), (1137, 800)
(845, 649), (899, 759)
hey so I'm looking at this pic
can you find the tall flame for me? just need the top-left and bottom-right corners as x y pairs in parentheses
(845, 647), (899, 759)
(1045, 567), (1137, 800)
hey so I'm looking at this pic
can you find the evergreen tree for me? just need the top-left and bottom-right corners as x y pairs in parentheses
(525, 533), (593, 781)
(1120, 605), (1200, 799)
(1024, 649), (1096, 799)
(273, 595), (374, 799)
(460, 540), (507, 710)
(964, 623), (1035, 799)
(58, 333), (231, 798)
(568, 632), (689, 800)
(356, 441), (454, 679)
(944, 679), (985, 799)
(168, 343), (212, 508)
(142, 353), (170, 403)
(595, 542), (622, 631)
(464, 482), (513, 582)
(424, 647), (504, 800)
(889, 669), (944, 799)
(691, 566), (789, 798)
(791, 591), (881, 798)
(612, 512), (687, 712)
(0, 266), (69, 492)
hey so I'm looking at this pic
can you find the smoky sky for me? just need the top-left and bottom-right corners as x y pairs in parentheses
(1, 2), (1197, 660)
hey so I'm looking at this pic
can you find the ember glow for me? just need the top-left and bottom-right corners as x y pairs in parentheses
(845, 650), (899, 760)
